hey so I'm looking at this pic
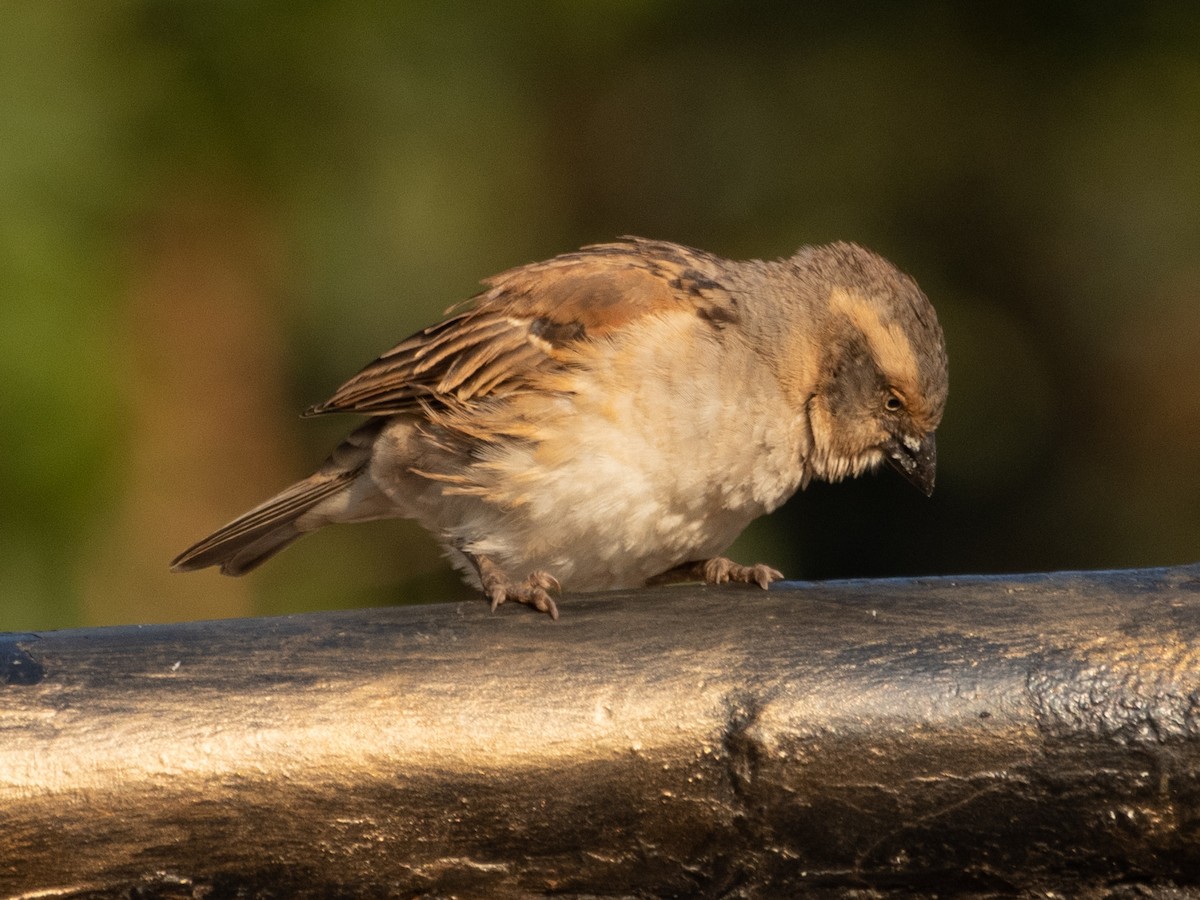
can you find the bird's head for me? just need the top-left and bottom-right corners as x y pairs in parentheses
(797, 244), (948, 495)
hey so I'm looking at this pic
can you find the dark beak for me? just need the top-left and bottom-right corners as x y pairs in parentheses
(885, 431), (937, 497)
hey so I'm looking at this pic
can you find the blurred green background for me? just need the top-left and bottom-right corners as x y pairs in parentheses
(3, 2), (1198, 630)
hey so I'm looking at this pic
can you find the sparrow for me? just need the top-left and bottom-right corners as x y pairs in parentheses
(172, 237), (948, 618)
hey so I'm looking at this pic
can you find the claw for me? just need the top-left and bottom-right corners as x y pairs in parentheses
(525, 571), (561, 619)
(702, 557), (734, 585)
(532, 589), (559, 620)
(489, 587), (507, 612)
(468, 554), (563, 618)
(530, 570), (561, 594)
(752, 564), (784, 589)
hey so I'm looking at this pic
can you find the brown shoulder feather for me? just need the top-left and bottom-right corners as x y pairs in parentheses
(304, 238), (737, 417)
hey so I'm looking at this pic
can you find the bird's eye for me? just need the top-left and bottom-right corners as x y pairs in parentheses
(884, 392), (904, 412)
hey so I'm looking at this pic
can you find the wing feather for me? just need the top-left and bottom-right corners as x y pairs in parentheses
(304, 238), (737, 417)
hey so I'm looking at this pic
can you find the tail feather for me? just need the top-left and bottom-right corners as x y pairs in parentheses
(171, 468), (359, 576)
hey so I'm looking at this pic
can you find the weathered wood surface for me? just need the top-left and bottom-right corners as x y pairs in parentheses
(3, 566), (1200, 898)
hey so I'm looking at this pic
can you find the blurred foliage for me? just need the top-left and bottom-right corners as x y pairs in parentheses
(1, 2), (1198, 629)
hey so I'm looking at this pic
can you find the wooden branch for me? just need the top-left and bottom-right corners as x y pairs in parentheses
(3, 566), (1200, 897)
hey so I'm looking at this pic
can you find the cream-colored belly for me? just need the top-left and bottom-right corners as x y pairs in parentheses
(392, 319), (812, 590)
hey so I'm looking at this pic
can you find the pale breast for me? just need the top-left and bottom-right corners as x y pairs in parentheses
(415, 313), (812, 590)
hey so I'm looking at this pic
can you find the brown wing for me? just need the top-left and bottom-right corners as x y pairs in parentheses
(304, 238), (738, 417)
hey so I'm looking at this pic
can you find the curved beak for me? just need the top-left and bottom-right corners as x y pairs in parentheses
(885, 431), (937, 497)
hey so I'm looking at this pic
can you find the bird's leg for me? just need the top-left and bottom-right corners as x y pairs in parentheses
(466, 552), (561, 620)
(647, 557), (783, 590)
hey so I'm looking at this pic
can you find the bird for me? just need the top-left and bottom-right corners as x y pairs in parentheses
(172, 237), (948, 619)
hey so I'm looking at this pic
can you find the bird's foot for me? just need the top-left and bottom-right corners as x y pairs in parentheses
(702, 557), (783, 589)
(474, 555), (560, 619)
(648, 557), (783, 590)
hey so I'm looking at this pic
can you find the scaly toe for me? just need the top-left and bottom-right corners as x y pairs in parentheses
(702, 557), (734, 584)
(506, 580), (559, 619)
(529, 587), (559, 620)
(750, 564), (785, 590)
(489, 586), (508, 612)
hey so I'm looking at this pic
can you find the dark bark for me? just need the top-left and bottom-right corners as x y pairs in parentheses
(3, 566), (1200, 897)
